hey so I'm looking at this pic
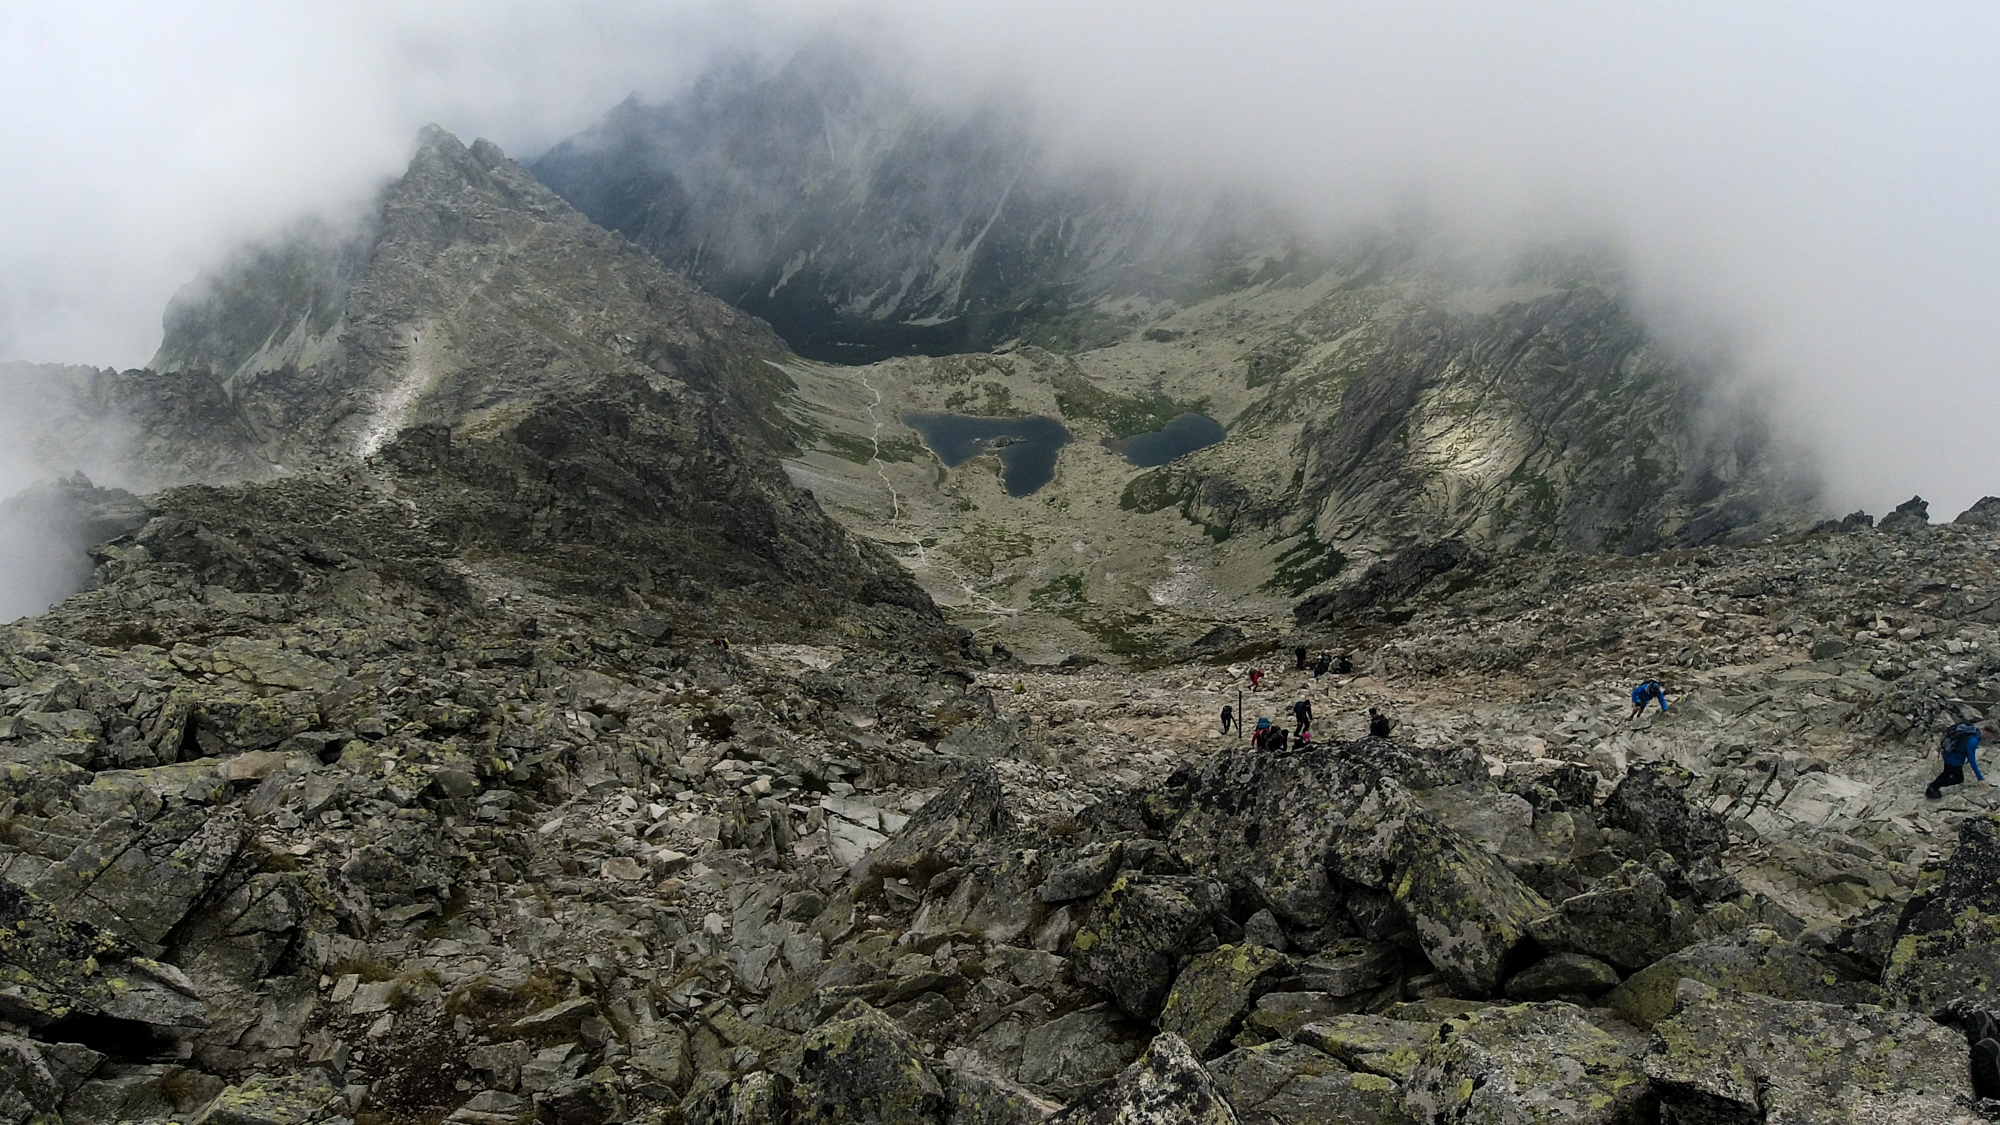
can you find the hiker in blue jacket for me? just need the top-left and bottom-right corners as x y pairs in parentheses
(1927, 721), (1991, 799)
(1628, 680), (1670, 720)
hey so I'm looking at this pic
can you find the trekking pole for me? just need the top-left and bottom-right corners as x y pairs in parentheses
(1238, 689), (1244, 744)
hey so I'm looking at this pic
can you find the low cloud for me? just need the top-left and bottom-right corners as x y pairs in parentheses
(3, 2), (1996, 519)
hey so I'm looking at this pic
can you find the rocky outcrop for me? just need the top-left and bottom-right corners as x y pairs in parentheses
(1645, 981), (1975, 1124)
(1402, 1003), (1653, 1124)
(1885, 811), (2000, 1016)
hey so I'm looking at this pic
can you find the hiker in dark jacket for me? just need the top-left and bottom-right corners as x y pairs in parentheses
(1312, 650), (1333, 677)
(1628, 680), (1670, 720)
(1220, 705), (1235, 734)
(1294, 645), (1308, 671)
(1293, 697), (1313, 732)
(1928, 721), (1990, 799)
(1367, 707), (1392, 738)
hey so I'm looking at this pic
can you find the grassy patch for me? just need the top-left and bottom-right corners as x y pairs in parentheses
(1243, 332), (1313, 389)
(1061, 607), (1162, 659)
(1120, 470), (1186, 514)
(1263, 530), (1349, 595)
(944, 381), (1017, 415)
(816, 430), (927, 465)
(1053, 374), (1209, 439)
(1029, 574), (1086, 607)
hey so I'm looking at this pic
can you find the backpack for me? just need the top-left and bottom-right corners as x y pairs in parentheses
(1945, 722), (1981, 764)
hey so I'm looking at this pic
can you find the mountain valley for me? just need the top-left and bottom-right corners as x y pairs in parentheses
(0, 55), (1995, 1125)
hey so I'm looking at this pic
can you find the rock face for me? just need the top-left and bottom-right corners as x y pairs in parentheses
(88, 126), (941, 643)
(530, 37), (1253, 365)
(1885, 811), (2000, 1016)
(1402, 1003), (1653, 1124)
(1646, 981), (1976, 1124)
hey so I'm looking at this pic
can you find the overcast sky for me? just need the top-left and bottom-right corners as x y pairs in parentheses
(2, 1), (1997, 514)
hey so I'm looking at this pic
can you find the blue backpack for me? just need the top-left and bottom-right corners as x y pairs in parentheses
(1945, 723), (1981, 765)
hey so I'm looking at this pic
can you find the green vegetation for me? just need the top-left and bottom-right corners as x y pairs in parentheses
(941, 524), (1037, 578)
(1501, 462), (1561, 544)
(1061, 606), (1161, 658)
(1264, 529), (1349, 595)
(1120, 469), (1185, 514)
(1029, 574), (1086, 607)
(944, 381), (1017, 415)
(1053, 374), (1209, 439)
(1243, 331), (1312, 389)
(816, 430), (927, 465)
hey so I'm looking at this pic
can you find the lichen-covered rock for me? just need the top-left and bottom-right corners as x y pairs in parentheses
(1528, 861), (1693, 972)
(1503, 953), (1621, 1001)
(1205, 1040), (1411, 1125)
(1645, 980), (1977, 1124)
(1606, 926), (1882, 1029)
(542, 1066), (628, 1124)
(1600, 764), (1727, 867)
(1290, 940), (1401, 999)
(1328, 781), (1550, 996)
(1048, 1033), (1237, 1125)
(851, 764), (1011, 898)
(0, 882), (208, 1034)
(1072, 875), (1231, 1020)
(793, 1002), (945, 1124)
(29, 804), (245, 953)
(908, 846), (1050, 945)
(947, 1058), (1061, 1125)
(0, 1034), (103, 1125)
(1292, 1015), (1435, 1081)
(1158, 945), (1291, 1058)
(1885, 812), (2000, 1017)
(190, 1070), (342, 1125)
(1169, 741), (1485, 930)
(1241, 992), (1360, 1044)
(1018, 1008), (1146, 1098)
(1401, 1002), (1653, 1124)
(58, 1062), (227, 1125)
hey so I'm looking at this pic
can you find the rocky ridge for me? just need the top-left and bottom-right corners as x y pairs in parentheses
(5, 479), (2000, 1122)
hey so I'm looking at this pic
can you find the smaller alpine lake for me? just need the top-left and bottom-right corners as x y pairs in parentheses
(1112, 413), (1226, 467)
(902, 412), (1072, 497)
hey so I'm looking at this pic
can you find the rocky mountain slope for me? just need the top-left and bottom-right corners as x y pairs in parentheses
(530, 37), (1261, 364)
(533, 42), (1820, 637)
(775, 241), (1816, 660)
(4, 464), (2000, 1122)
(12, 127), (937, 644)
(0, 74), (1974, 1125)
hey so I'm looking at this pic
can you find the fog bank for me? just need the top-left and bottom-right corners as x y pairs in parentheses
(3, 2), (1998, 518)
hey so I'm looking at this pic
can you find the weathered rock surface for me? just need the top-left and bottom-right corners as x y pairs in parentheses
(1157, 944), (1289, 1058)
(1206, 1040), (1409, 1125)
(1606, 926), (1882, 1029)
(1885, 811), (2000, 1016)
(1072, 875), (1232, 1020)
(1646, 981), (1977, 1124)
(1047, 1033), (1237, 1125)
(1402, 1002), (1652, 1124)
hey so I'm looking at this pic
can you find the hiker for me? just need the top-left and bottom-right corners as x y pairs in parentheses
(1969, 1011), (2000, 1100)
(1293, 728), (1312, 750)
(1220, 705), (1235, 734)
(1368, 707), (1392, 738)
(1252, 716), (1274, 748)
(1294, 645), (1308, 671)
(1927, 720), (1989, 799)
(1628, 680), (1669, 720)
(1293, 696), (1313, 732)
(1249, 667), (1263, 690)
(1312, 650), (1332, 677)
(1335, 652), (1354, 675)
